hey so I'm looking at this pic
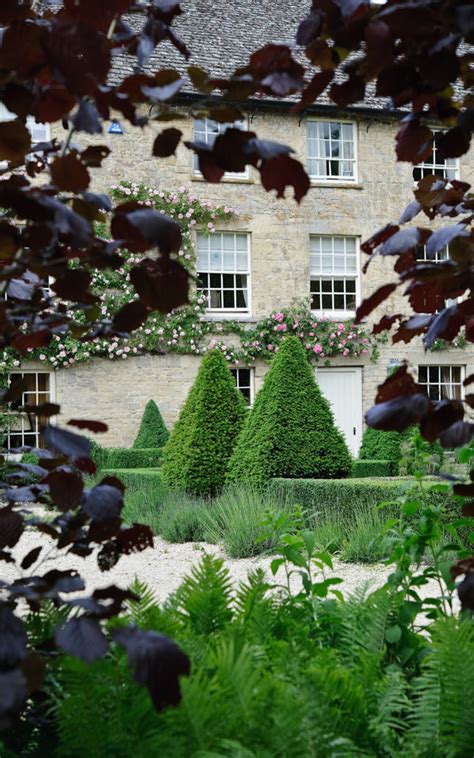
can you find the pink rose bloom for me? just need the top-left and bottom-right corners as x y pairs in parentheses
(320, 352), (325, 357)
(343, 349), (350, 356)
(330, 333), (336, 339)
(362, 349), (369, 354)
(338, 324), (345, 330)
(298, 332), (304, 338)
(341, 339), (347, 346)
(313, 344), (322, 354)
(309, 332), (314, 337)
(273, 312), (284, 322)
(330, 341), (334, 346)
(305, 343), (311, 350)
(311, 322), (318, 328)
(363, 339), (369, 345)
(267, 344), (273, 350)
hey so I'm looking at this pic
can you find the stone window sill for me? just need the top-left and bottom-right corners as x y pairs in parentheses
(201, 313), (256, 323)
(191, 175), (253, 185)
(309, 181), (364, 190)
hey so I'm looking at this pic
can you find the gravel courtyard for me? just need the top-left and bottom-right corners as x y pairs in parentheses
(7, 524), (444, 604)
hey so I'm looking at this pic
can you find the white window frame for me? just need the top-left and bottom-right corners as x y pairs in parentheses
(230, 367), (255, 405)
(417, 364), (464, 401)
(413, 132), (459, 182)
(309, 234), (360, 319)
(306, 119), (357, 183)
(5, 370), (55, 450)
(196, 231), (251, 315)
(193, 117), (249, 179)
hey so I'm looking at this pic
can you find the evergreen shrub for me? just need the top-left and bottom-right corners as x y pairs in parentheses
(161, 350), (247, 495)
(359, 427), (444, 474)
(98, 447), (162, 470)
(352, 459), (396, 478)
(268, 477), (459, 525)
(133, 399), (169, 449)
(227, 336), (352, 486)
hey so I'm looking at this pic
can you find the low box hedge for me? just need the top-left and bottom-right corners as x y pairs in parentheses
(267, 477), (460, 524)
(101, 467), (162, 491)
(99, 448), (163, 470)
(352, 459), (397, 478)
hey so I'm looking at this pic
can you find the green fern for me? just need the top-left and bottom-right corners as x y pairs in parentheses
(175, 553), (233, 635)
(407, 617), (474, 758)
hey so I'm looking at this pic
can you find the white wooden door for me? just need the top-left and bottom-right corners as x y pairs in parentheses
(315, 367), (363, 456)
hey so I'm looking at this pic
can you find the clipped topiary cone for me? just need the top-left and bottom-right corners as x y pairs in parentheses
(133, 399), (169, 449)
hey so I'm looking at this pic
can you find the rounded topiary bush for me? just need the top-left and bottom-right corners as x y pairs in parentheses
(359, 426), (444, 474)
(161, 350), (247, 496)
(226, 336), (352, 486)
(133, 399), (169, 449)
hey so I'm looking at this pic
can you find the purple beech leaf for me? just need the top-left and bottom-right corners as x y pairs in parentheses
(425, 224), (470, 257)
(366, 394), (430, 432)
(55, 616), (108, 663)
(0, 606), (27, 667)
(84, 484), (124, 522)
(42, 425), (92, 460)
(113, 625), (191, 710)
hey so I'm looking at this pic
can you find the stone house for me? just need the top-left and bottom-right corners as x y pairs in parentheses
(3, 0), (473, 457)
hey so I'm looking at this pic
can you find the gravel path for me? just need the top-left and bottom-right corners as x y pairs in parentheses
(5, 524), (444, 604)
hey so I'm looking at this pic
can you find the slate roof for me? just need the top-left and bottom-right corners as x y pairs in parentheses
(109, 0), (390, 114)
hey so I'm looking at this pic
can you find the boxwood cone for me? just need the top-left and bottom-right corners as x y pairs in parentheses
(161, 350), (247, 495)
(227, 336), (352, 486)
(133, 399), (169, 449)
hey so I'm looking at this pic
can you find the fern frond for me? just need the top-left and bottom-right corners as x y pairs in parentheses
(407, 617), (474, 758)
(126, 576), (159, 627)
(175, 553), (233, 635)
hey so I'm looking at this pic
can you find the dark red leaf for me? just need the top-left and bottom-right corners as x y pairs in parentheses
(425, 225), (470, 257)
(355, 283), (397, 323)
(153, 127), (182, 157)
(84, 484), (124, 522)
(42, 425), (92, 460)
(45, 20), (111, 96)
(113, 625), (190, 711)
(141, 70), (184, 101)
(458, 572), (474, 612)
(437, 127), (471, 160)
(130, 258), (189, 313)
(67, 419), (108, 433)
(424, 305), (464, 349)
(55, 616), (108, 663)
(46, 470), (84, 511)
(100, 475), (126, 493)
(420, 400), (464, 443)
(294, 70), (334, 112)
(118, 524), (154, 554)
(22, 403), (60, 418)
(36, 85), (76, 122)
(399, 201), (422, 224)
(366, 394), (430, 432)
(372, 314), (402, 334)
(395, 120), (433, 163)
(259, 155), (310, 203)
(248, 44), (305, 96)
(43, 569), (85, 593)
(0, 119), (31, 162)
(112, 206), (182, 254)
(97, 540), (121, 571)
(440, 421), (474, 449)
(80, 145), (111, 167)
(361, 224), (398, 255)
(12, 330), (52, 353)
(0, 507), (24, 549)
(329, 75), (365, 107)
(0, 607), (27, 667)
(21, 546), (42, 570)
(462, 502), (474, 517)
(50, 153), (90, 192)
(375, 364), (422, 403)
(112, 300), (150, 332)
(21, 652), (46, 695)
(71, 100), (102, 135)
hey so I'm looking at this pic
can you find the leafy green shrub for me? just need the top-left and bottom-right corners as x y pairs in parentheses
(133, 399), (169, 449)
(157, 492), (207, 542)
(227, 337), (352, 486)
(359, 426), (444, 474)
(101, 468), (163, 491)
(37, 556), (474, 758)
(99, 447), (162, 469)
(268, 477), (460, 526)
(352, 459), (396, 477)
(200, 486), (286, 558)
(161, 350), (246, 495)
